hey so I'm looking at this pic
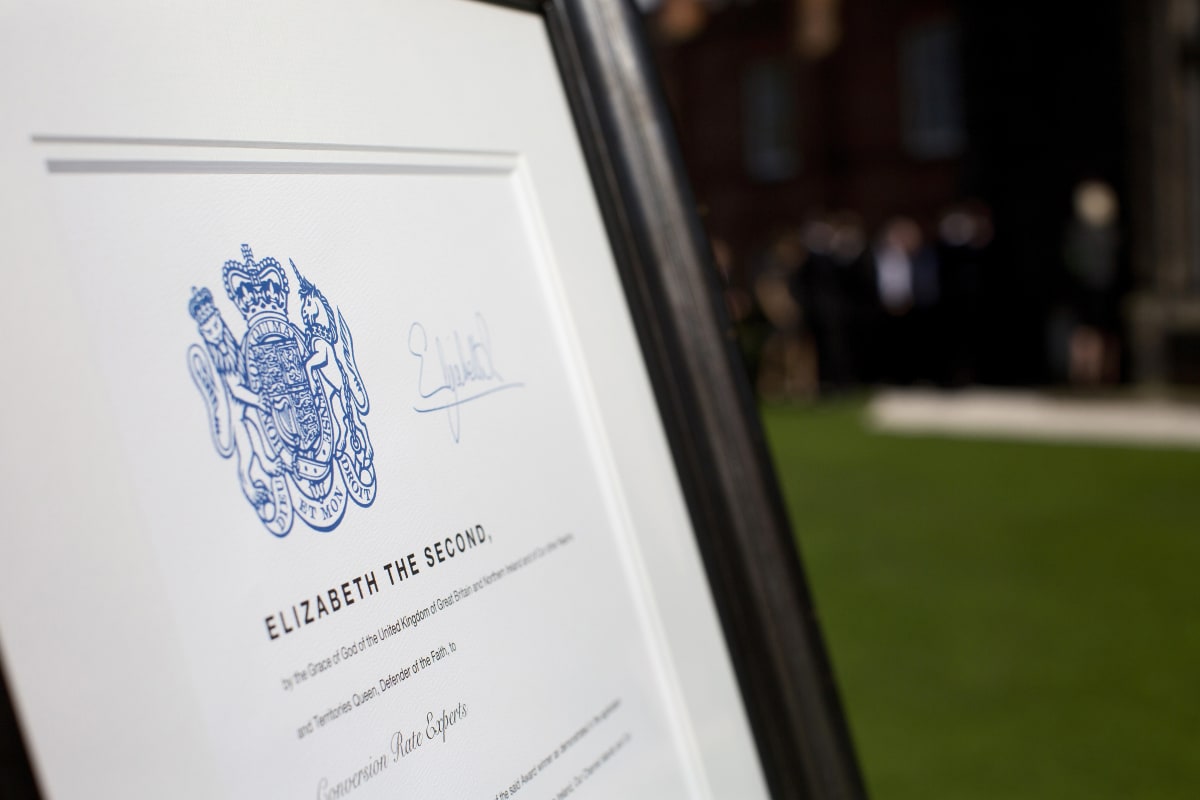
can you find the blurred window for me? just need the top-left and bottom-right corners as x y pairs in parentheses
(742, 57), (801, 182)
(900, 20), (965, 160)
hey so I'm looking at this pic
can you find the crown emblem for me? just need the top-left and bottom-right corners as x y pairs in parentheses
(188, 286), (217, 323)
(222, 244), (289, 321)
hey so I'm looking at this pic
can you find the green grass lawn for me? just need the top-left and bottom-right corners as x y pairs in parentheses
(761, 402), (1200, 799)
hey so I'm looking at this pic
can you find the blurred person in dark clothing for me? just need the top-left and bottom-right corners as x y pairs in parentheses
(937, 202), (992, 386)
(872, 216), (930, 384)
(1062, 179), (1122, 384)
(791, 213), (873, 392)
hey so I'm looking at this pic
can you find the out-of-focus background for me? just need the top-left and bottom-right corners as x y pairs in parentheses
(635, 0), (1200, 797)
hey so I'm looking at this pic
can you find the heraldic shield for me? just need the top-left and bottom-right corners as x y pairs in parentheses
(187, 244), (376, 536)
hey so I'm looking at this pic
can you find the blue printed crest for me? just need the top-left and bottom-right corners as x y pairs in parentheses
(187, 245), (376, 536)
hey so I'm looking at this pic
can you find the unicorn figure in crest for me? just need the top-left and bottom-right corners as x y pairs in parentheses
(187, 244), (377, 536)
(292, 259), (374, 477)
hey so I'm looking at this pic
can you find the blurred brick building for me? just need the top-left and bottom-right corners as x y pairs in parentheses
(642, 0), (1200, 389)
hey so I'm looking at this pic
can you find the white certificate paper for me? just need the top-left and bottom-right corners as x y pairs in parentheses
(0, 2), (768, 798)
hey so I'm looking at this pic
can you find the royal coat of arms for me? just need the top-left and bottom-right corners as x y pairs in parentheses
(187, 244), (376, 536)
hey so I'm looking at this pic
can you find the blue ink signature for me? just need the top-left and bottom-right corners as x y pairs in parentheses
(409, 313), (524, 443)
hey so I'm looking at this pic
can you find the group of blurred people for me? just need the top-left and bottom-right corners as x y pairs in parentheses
(720, 182), (1124, 399)
(721, 203), (995, 398)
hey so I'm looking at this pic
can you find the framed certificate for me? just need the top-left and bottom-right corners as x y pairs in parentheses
(0, 1), (861, 797)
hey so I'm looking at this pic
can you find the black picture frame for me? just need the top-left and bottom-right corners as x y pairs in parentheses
(0, 2), (864, 797)
(527, 1), (865, 797)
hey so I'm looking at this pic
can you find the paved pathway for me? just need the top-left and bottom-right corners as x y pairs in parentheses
(867, 389), (1200, 449)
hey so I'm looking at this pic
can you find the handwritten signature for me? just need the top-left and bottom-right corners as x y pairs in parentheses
(409, 313), (523, 443)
